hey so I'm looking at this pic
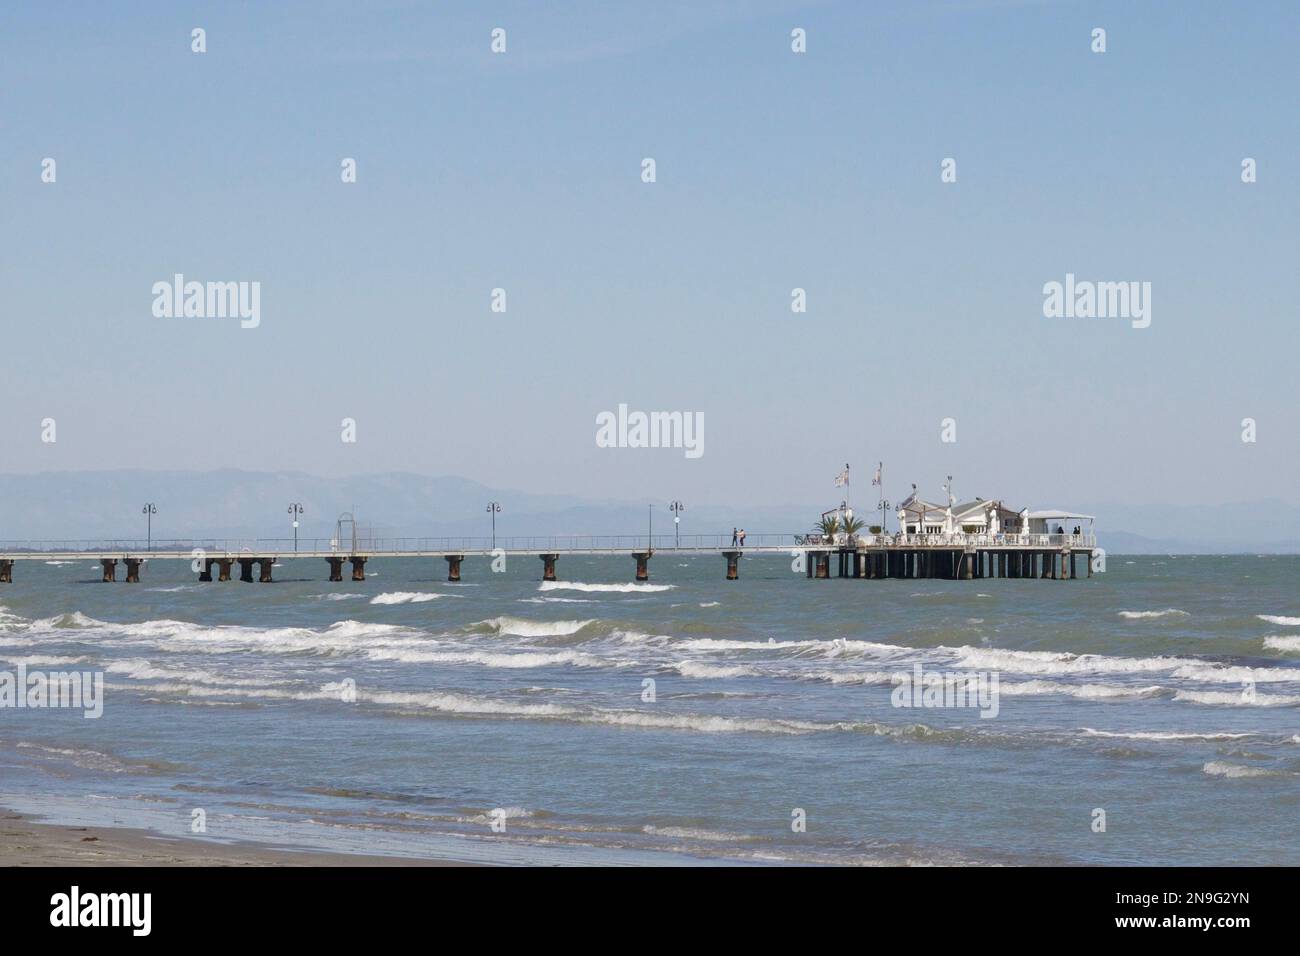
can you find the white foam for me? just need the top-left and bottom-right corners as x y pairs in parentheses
(484, 617), (593, 638)
(364, 648), (606, 669)
(952, 646), (1197, 677)
(1202, 761), (1283, 779)
(673, 661), (761, 679)
(370, 591), (443, 605)
(1174, 689), (1300, 707)
(642, 825), (756, 842)
(1118, 609), (1190, 619)
(104, 658), (294, 687)
(0, 654), (89, 667)
(1081, 728), (1255, 742)
(999, 680), (1166, 700)
(1258, 615), (1300, 626)
(538, 581), (674, 594)
(1264, 636), (1300, 653)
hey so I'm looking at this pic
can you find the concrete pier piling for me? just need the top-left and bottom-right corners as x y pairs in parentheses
(238, 558), (256, 583)
(349, 556), (367, 581)
(814, 552), (830, 579)
(124, 558), (143, 583)
(218, 558), (233, 582)
(199, 559), (215, 582)
(723, 550), (741, 580)
(633, 552), (651, 582)
(257, 558), (275, 583)
(100, 559), (117, 582)
(539, 554), (558, 581)
(0, 560), (13, 584)
(326, 557), (344, 582)
(445, 554), (464, 582)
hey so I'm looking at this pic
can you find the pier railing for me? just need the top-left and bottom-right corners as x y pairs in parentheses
(0, 531), (1097, 555)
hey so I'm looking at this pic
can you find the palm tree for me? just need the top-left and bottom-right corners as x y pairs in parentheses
(841, 514), (866, 544)
(815, 514), (841, 543)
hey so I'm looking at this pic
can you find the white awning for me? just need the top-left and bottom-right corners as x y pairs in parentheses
(1026, 510), (1095, 521)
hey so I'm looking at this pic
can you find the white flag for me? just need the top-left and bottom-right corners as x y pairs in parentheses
(872, 463), (881, 486)
(834, 465), (849, 487)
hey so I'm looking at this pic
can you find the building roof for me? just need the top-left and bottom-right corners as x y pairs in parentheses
(1026, 509), (1095, 521)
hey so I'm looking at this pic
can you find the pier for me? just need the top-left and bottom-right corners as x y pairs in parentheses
(0, 532), (1098, 584)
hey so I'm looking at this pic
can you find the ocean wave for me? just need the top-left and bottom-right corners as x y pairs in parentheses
(951, 646), (1198, 677)
(370, 591), (444, 605)
(1258, 615), (1300, 626)
(1118, 609), (1190, 620)
(538, 581), (674, 594)
(363, 648), (607, 669)
(482, 617), (594, 638)
(1081, 728), (1257, 742)
(104, 658), (295, 687)
(1173, 689), (1300, 707)
(0, 654), (90, 667)
(672, 661), (762, 679)
(642, 825), (759, 842)
(999, 680), (1166, 700)
(1264, 636), (1300, 653)
(1202, 761), (1286, 779)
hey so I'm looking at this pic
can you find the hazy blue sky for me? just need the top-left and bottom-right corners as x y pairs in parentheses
(2, 0), (1296, 512)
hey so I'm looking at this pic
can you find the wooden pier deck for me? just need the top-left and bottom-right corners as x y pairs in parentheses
(0, 533), (1099, 583)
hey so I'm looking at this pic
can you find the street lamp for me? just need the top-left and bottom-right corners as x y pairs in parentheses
(669, 501), (684, 548)
(288, 503), (304, 552)
(142, 503), (157, 552)
(486, 502), (502, 549)
(878, 499), (892, 537)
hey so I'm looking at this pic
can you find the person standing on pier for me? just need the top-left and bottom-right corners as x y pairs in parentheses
(731, 528), (739, 547)
(738, 529), (747, 548)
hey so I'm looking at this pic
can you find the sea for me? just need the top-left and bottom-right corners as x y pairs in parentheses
(1, 553), (1297, 866)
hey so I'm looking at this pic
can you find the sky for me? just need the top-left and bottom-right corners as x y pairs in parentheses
(1, 0), (1297, 515)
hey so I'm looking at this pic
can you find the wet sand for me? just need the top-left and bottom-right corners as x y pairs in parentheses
(0, 809), (473, 867)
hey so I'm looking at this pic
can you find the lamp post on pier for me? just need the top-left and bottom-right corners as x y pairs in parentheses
(142, 503), (157, 552)
(669, 501), (684, 548)
(486, 502), (502, 550)
(288, 503), (304, 552)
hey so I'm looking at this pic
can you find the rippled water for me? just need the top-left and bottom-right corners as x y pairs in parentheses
(2, 553), (1298, 865)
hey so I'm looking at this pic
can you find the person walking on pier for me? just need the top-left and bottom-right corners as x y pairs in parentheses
(731, 528), (739, 547)
(738, 529), (747, 548)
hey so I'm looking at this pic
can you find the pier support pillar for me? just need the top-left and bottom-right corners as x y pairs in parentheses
(350, 556), (368, 581)
(124, 558), (143, 583)
(217, 558), (233, 582)
(813, 552), (830, 579)
(446, 554), (465, 582)
(257, 558), (275, 583)
(633, 552), (651, 582)
(1066, 551), (1075, 580)
(0, 560), (13, 584)
(238, 558), (256, 583)
(723, 550), (741, 580)
(199, 559), (215, 582)
(326, 557), (344, 582)
(100, 559), (117, 582)
(1087, 551), (1094, 578)
(538, 554), (557, 581)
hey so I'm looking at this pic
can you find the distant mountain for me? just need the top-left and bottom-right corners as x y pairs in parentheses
(0, 470), (816, 545)
(1, 471), (1297, 553)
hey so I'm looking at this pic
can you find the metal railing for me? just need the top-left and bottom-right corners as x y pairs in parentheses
(0, 530), (1100, 556)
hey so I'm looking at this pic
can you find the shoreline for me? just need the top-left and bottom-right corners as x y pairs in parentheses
(0, 808), (477, 867)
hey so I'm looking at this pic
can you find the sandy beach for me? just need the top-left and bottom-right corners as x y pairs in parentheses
(0, 809), (471, 867)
